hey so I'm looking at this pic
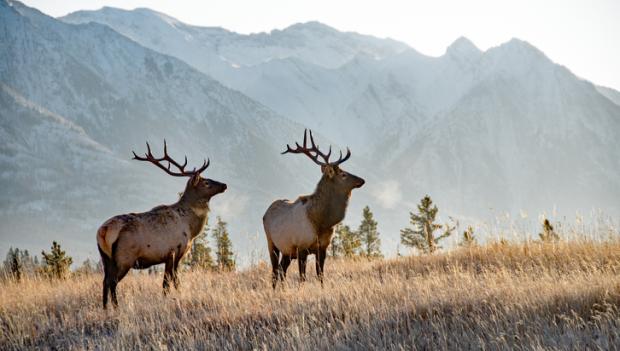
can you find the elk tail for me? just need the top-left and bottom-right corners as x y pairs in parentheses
(97, 223), (120, 258)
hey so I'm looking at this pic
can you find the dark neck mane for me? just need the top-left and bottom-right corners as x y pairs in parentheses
(306, 176), (351, 234)
(176, 195), (210, 239)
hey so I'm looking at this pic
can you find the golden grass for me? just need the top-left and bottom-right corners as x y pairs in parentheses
(1, 241), (620, 350)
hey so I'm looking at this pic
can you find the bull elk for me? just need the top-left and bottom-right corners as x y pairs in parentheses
(96, 142), (227, 308)
(263, 130), (365, 288)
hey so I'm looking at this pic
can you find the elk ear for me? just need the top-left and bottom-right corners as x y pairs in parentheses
(321, 165), (336, 178)
(191, 174), (201, 187)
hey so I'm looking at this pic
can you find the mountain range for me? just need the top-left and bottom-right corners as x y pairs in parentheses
(1, 0), (619, 263)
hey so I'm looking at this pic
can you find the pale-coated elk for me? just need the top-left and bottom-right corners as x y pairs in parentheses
(263, 130), (365, 288)
(96, 142), (226, 308)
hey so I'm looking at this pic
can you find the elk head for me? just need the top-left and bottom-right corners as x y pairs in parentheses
(282, 129), (365, 194)
(133, 141), (227, 209)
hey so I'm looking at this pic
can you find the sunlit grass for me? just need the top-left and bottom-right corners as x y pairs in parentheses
(1, 240), (620, 349)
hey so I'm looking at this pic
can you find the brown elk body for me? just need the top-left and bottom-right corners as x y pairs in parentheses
(263, 130), (364, 288)
(96, 142), (226, 308)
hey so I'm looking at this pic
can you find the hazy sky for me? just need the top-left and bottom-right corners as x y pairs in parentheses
(22, 0), (620, 90)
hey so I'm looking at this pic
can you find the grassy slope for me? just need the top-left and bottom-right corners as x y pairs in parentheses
(1, 241), (620, 350)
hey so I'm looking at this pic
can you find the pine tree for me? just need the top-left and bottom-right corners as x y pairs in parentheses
(331, 224), (361, 257)
(4, 248), (23, 281)
(358, 206), (382, 257)
(341, 224), (361, 257)
(189, 226), (215, 270)
(539, 219), (560, 242)
(400, 195), (454, 254)
(212, 217), (235, 271)
(459, 226), (477, 248)
(41, 241), (73, 280)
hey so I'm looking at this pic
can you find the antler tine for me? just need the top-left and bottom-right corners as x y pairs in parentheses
(333, 147), (351, 165)
(325, 145), (332, 163)
(303, 129), (308, 148)
(147, 141), (154, 157)
(308, 129), (316, 149)
(308, 129), (334, 164)
(195, 158), (210, 174)
(132, 150), (141, 160)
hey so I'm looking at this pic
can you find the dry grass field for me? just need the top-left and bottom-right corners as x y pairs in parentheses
(1, 240), (620, 350)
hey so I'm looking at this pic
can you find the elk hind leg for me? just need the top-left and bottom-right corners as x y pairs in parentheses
(110, 264), (131, 307)
(268, 243), (280, 289)
(172, 253), (182, 290)
(163, 252), (175, 295)
(316, 247), (327, 287)
(99, 246), (114, 309)
(297, 250), (308, 283)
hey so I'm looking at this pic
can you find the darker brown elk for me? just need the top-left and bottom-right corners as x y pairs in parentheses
(263, 130), (365, 288)
(96, 142), (226, 308)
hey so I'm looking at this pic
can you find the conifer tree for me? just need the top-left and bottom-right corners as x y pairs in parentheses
(189, 226), (215, 270)
(358, 206), (382, 257)
(334, 224), (361, 257)
(5, 248), (23, 281)
(459, 226), (477, 248)
(400, 195), (454, 254)
(212, 217), (235, 271)
(41, 241), (73, 279)
(539, 219), (560, 242)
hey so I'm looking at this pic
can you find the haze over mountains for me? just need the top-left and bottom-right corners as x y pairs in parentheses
(2, 0), (619, 263)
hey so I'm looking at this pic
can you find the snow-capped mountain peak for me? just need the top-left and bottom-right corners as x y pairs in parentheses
(446, 36), (481, 59)
(280, 20), (339, 35)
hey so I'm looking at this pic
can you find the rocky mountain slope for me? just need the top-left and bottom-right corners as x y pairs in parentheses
(0, 0), (336, 262)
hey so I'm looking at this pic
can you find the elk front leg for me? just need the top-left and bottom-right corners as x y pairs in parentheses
(316, 247), (327, 286)
(162, 252), (175, 295)
(280, 255), (292, 282)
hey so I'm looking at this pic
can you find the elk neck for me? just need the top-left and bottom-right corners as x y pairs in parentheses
(176, 192), (210, 238)
(306, 175), (351, 233)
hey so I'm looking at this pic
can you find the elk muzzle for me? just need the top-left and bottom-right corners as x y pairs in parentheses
(208, 179), (227, 194)
(353, 176), (365, 188)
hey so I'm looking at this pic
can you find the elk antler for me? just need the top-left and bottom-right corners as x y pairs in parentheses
(282, 129), (351, 166)
(132, 140), (209, 177)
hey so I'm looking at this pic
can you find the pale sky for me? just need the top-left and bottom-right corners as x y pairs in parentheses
(22, 0), (620, 90)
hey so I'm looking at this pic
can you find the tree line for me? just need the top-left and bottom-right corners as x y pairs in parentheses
(2, 241), (74, 281)
(398, 194), (560, 253)
(3, 195), (561, 280)
(333, 195), (561, 258)
(331, 197), (456, 258)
